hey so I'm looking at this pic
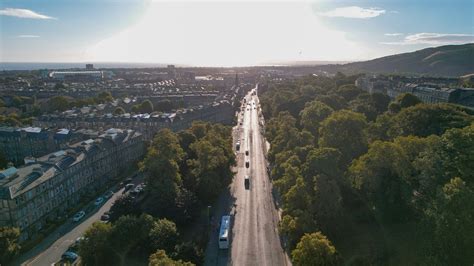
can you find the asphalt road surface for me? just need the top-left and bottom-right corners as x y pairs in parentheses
(16, 175), (142, 266)
(224, 87), (291, 266)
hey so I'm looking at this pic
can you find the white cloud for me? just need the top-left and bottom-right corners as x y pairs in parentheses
(381, 33), (474, 45)
(317, 6), (386, 19)
(0, 8), (55, 19)
(384, 33), (403, 36)
(17, 35), (40, 38)
(85, 2), (368, 66)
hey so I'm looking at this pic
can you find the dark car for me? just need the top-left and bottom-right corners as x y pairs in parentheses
(124, 177), (133, 184)
(245, 161), (250, 168)
(245, 150), (249, 156)
(62, 251), (78, 261)
(244, 175), (250, 189)
(124, 183), (135, 192)
(100, 214), (110, 222)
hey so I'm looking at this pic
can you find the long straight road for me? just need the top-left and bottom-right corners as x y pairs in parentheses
(228, 87), (291, 265)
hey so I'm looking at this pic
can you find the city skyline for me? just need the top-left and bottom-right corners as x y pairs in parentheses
(1, 0), (474, 66)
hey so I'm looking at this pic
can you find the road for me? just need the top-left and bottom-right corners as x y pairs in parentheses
(15, 175), (142, 266)
(205, 86), (291, 266)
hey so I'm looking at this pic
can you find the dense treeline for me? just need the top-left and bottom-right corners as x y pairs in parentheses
(259, 74), (474, 265)
(79, 121), (235, 265)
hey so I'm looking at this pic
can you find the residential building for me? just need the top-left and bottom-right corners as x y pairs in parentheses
(0, 129), (144, 241)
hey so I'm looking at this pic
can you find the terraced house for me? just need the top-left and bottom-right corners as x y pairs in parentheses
(0, 129), (144, 241)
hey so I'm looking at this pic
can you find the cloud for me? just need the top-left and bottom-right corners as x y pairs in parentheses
(317, 6), (386, 19)
(0, 8), (55, 19)
(384, 33), (403, 36)
(17, 35), (40, 38)
(381, 33), (474, 45)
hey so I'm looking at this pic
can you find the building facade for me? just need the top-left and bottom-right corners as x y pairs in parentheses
(0, 129), (144, 241)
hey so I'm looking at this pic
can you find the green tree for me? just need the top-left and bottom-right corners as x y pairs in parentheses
(389, 103), (472, 138)
(0, 227), (20, 265)
(97, 91), (114, 103)
(141, 129), (184, 216)
(333, 84), (364, 102)
(319, 110), (368, 165)
(395, 93), (422, 108)
(424, 177), (474, 265)
(109, 194), (141, 222)
(140, 100), (154, 113)
(291, 232), (339, 266)
(350, 141), (412, 221)
(149, 219), (179, 253)
(47, 96), (70, 112)
(79, 222), (118, 266)
(148, 250), (194, 266)
(114, 106), (125, 115)
(299, 101), (334, 137)
(155, 99), (174, 112)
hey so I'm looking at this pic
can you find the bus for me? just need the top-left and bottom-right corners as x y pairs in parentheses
(218, 215), (231, 249)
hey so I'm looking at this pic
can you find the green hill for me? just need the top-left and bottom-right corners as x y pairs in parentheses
(335, 43), (474, 77)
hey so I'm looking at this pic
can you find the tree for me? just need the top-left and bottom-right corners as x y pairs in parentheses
(97, 91), (114, 103)
(155, 99), (174, 112)
(140, 100), (154, 113)
(79, 222), (118, 266)
(319, 110), (368, 165)
(299, 101), (334, 137)
(149, 219), (179, 253)
(395, 93), (422, 108)
(114, 107), (125, 115)
(350, 141), (412, 221)
(141, 129), (184, 216)
(47, 96), (70, 112)
(389, 103), (472, 138)
(109, 194), (141, 222)
(333, 84), (364, 102)
(424, 177), (474, 265)
(291, 232), (339, 266)
(0, 227), (20, 265)
(148, 250), (194, 266)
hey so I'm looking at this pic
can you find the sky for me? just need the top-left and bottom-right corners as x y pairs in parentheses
(1, 0), (473, 66)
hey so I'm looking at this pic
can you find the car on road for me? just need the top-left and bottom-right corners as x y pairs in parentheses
(124, 183), (135, 192)
(245, 150), (249, 156)
(62, 251), (78, 261)
(72, 211), (85, 222)
(104, 190), (114, 199)
(124, 177), (133, 184)
(245, 160), (250, 168)
(100, 214), (110, 222)
(94, 197), (104, 206)
(244, 175), (250, 189)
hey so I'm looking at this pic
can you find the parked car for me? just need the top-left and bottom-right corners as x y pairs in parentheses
(94, 197), (104, 206)
(104, 190), (114, 199)
(245, 160), (250, 168)
(62, 251), (78, 261)
(100, 214), (110, 222)
(245, 150), (249, 156)
(124, 177), (133, 184)
(124, 183), (135, 192)
(244, 175), (250, 189)
(73, 211), (85, 222)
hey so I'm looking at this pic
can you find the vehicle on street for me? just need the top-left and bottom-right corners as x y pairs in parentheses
(124, 177), (133, 184)
(62, 251), (78, 261)
(100, 214), (110, 222)
(124, 183), (135, 192)
(244, 175), (250, 189)
(94, 197), (104, 205)
(236, 142), (240, 151)
(219, 215), (231, 249)
(245, 150), (249, 156)
(72, 211), (85, 222)
(245, 160), (250, 168)
(104, 190), (114, 198)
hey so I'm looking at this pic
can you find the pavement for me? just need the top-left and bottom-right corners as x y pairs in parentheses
(204, 86), (291, 266)
(12, 175), (142, 266)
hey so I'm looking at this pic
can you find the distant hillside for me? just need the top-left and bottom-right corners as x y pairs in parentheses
(332, 43), (474, 77)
